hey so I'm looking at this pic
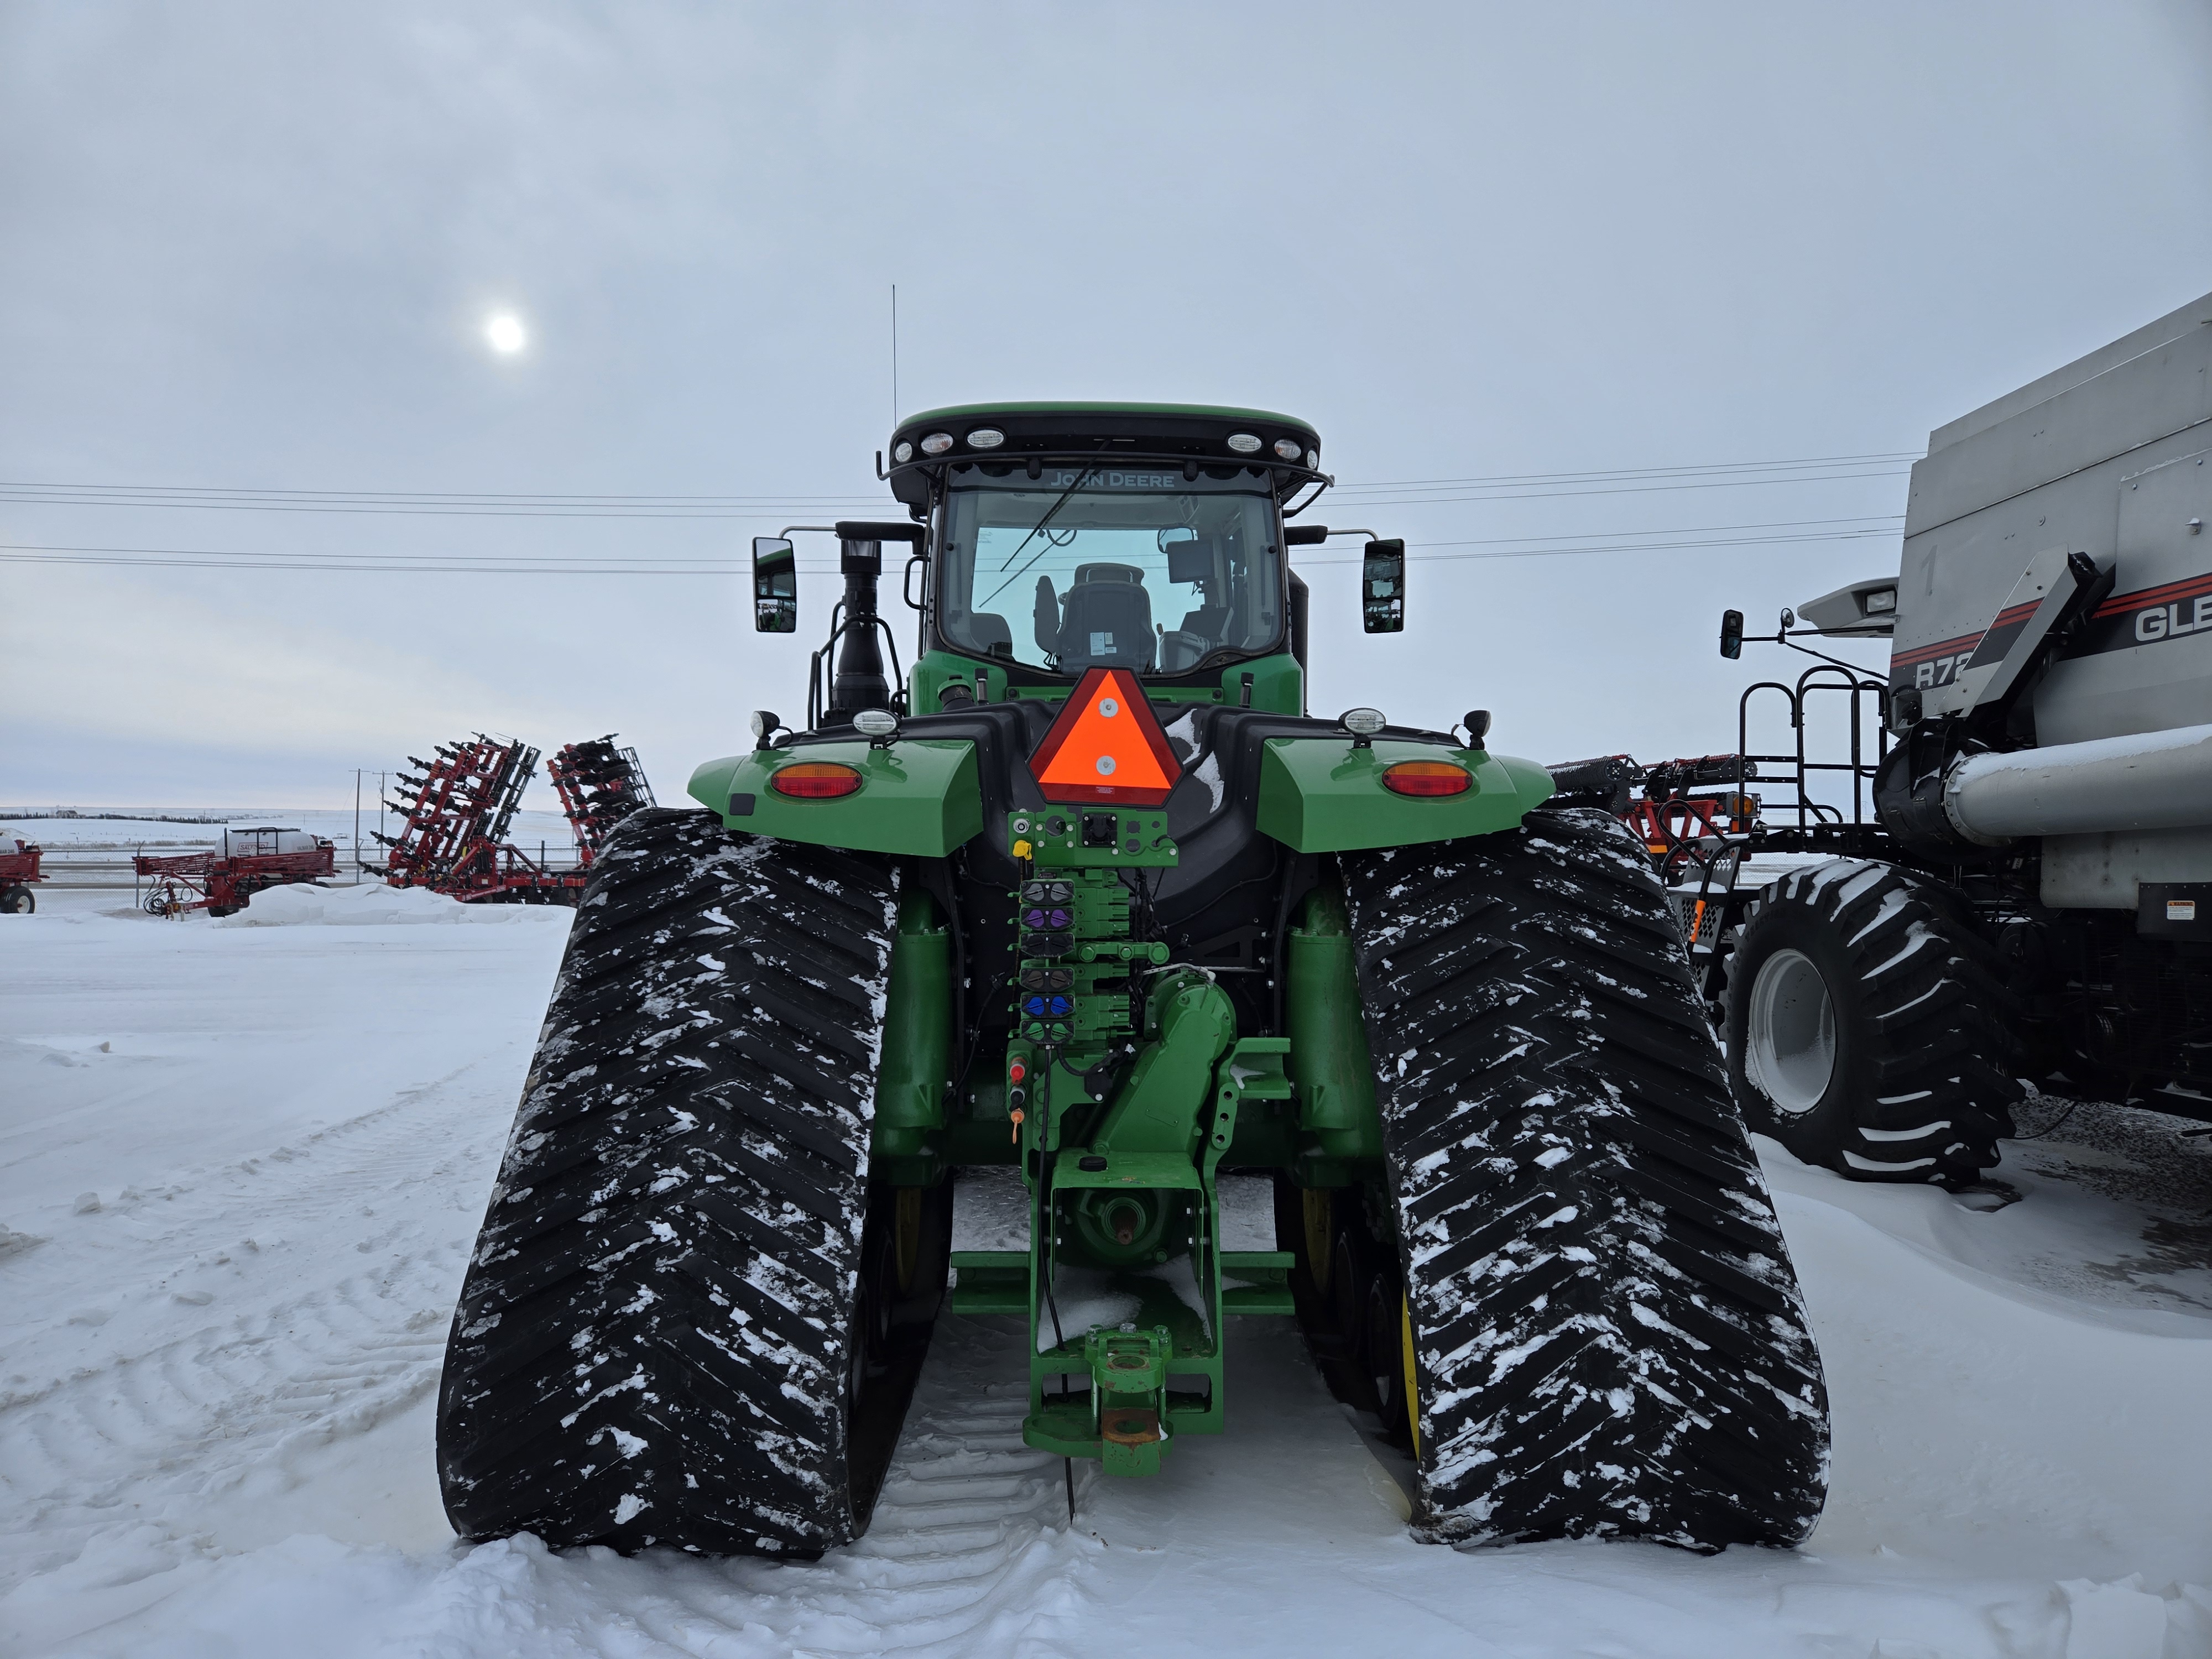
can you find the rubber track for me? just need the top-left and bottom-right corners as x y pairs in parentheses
(1735, 858), (2020, 1179)
(1340, 807), (1830, 1550)
(436, 807), (899, 1554)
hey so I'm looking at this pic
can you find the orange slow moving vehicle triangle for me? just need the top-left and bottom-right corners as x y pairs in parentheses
(1030, 668), (1182, 807)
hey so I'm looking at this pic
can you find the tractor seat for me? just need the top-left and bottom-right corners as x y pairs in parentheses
(1041, 570), (1154, 669)
(1072, 562), (1146, 586)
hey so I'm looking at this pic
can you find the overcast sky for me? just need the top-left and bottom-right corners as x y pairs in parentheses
(4, 2), (2209, 810)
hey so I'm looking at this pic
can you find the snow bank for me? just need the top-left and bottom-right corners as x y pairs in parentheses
(213, 883), (571, 927)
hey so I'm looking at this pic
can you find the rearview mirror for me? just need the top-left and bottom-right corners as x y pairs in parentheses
(1361, 540), (1405, 634)
(753, 537), (796, 633)
(1719, 608), (1744, 660)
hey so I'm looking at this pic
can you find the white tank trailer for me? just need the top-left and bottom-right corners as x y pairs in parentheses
(1719, 290), (2212, 1182)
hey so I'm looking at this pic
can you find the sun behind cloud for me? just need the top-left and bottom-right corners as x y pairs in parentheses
(485, 313), (526, 354)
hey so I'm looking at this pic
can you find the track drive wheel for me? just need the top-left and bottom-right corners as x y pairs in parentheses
(436, 807), (936, 1556)
(1725, 859), (2020, 1183)
(1340, 807), (1829, 1551)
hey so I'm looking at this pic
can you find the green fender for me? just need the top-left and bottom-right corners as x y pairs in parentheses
(687, 739), (983, 857)
(1255, 738), (1553, 853)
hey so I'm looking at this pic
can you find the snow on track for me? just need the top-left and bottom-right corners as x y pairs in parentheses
(3, 896), (2210, 1657)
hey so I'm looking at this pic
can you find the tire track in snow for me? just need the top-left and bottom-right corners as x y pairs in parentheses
(0, 1061), (517, 1591)
(403, 1315), (1099, 1658)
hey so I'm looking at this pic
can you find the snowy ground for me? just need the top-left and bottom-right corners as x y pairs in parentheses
(3, 888), (2209, 1658)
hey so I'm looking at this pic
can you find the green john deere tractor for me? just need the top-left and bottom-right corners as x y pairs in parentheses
(436, 404), (1830, 1556)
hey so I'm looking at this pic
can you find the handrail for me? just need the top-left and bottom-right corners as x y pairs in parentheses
(1737, 668), (1890, 833)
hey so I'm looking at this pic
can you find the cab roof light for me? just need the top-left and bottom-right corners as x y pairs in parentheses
(1381, 760), (1472, 798)
(1226, 433), (1261, 454)
(920, 432), (954, 456)
(1272, 437), (1303, 461)
(770, 761), (864, 799)
(967, 428), (1005, 449)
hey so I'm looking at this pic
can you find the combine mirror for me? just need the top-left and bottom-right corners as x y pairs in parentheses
(1719, 607), (1744, 660)
(753, 537), (796, 633)
(1362, 539), (1405, 634)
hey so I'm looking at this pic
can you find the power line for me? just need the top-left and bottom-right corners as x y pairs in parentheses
(1329, 448), (1920, 491)
(1305, 512), (1901, 554)
(0, 480), (885, 503)
(0, 542), (763, 574)
(0, 491), (887, 521)
(1296, 526), (1899, 566)
(0, 447), (1916, 519)
(1323, 468), (1910, 509)
(0, 514), (1903, 577)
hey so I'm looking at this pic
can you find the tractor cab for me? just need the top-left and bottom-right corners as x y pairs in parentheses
(753, 404), (1342, 721)
(896, 405), (1322, 712)
(937, 465), (1280, 679)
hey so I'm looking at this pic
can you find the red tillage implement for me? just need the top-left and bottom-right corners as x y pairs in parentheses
(546, 736), (656, 863)
(377, 733), (654, 905)
(1, 832), (43, 914)
(135, 828), (337, 917)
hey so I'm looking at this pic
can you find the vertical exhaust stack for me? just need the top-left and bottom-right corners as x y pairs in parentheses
(827, 535), (888, 725)
(816, 519), (924, 729)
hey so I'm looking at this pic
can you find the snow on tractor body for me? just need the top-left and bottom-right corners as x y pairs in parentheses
(435, 404), (1830, 1559)
(1651, 290), (2212, 1185)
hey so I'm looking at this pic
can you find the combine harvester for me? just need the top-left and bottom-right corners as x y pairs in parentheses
(1658, 289), (2212, 1183)
(435, 404), (1830, 1560)
(376, 733), (653, 904)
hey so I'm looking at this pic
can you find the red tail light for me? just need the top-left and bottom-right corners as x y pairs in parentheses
(1381, 760), (1472, 797)
(770, 761), (864, 800)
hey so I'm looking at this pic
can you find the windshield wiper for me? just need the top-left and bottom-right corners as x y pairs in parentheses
(974, 462), (1102, 611)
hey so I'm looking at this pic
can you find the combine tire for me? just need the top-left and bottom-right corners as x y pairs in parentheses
(1725, 859), (2019, 1183)
(436, 807), (927, 1556)
(1339, 807), (1829, 1551)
